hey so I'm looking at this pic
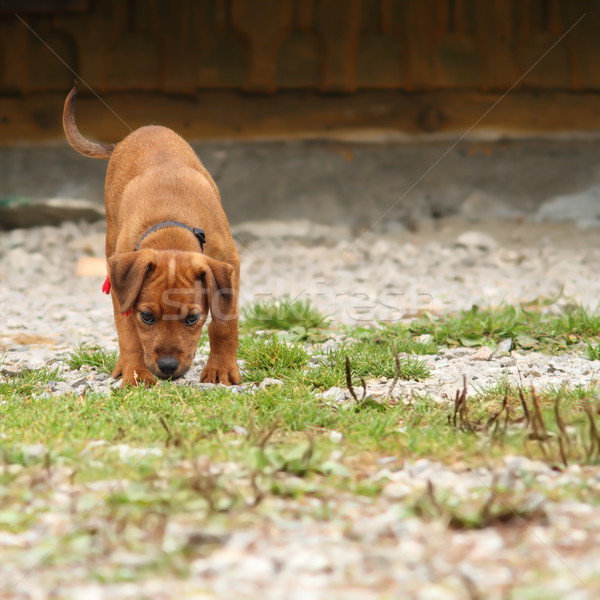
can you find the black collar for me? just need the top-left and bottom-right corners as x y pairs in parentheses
(134, 220), (206, 252)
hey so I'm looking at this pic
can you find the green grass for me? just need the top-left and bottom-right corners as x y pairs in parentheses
(0, 366), (63, 398)
(345, 324), (439, 354)
(67, 344), (118, 373)
(399, 303), (600, 354)
(586, 341), (600, 361)
(0, 372), (599, 587)
(3, 366), (597, 465)
(237, 332), (431, 389)
(242, 297), (329, 338)
(4, 300), (600, 588)
(339, 304), (600, 357)
(294, 342), (431, 389)
(238, 335), (310, 381)
(2, 368), (599, 469)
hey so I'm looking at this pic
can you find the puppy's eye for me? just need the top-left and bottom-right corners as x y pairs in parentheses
(185, 313), (200, 326)
(140, 311), (155, 325)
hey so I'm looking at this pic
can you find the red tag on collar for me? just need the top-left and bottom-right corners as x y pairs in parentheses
(103, 276), (130, 315)
(102, 276), (111, 294)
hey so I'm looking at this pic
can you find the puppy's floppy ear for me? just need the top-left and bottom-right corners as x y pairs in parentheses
(108, 250), (156, 313)
(193, 255), (236, 321)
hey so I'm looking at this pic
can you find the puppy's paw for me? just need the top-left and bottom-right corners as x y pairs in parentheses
(121, 369), (157, 387)
(200, 362), (242, 386)
(112, 361), (157, 387)
(111, 361), (123, 380)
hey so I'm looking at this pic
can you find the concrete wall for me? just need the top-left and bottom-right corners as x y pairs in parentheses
(3, 138), (600, 227)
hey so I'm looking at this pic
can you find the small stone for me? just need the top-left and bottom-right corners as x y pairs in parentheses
(497, 338), (513, 354)
(22, 444), (46, 459)
(499, 356), (516, 367)
(505, 455), (549, 473)
(196, 382), (216, 389)
(472, 346), (494, 361)
(370, 239), (392, 258)
(329, 430), (343, 443)
(232, 425), (248, 436)
(456, 231), (499, 252)
(68, 232), (105, 257)
(321, 339), (338, 353)
(383, 481), (414, 499)
(323, 386), (346, 402)
(417, 334), (434, 345)
(259, 378), (284, 389)
(409, 459), (434, 477)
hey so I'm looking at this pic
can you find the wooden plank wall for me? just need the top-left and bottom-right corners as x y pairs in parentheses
(1, 0), (600, 142)
(2, 0), (599, 94)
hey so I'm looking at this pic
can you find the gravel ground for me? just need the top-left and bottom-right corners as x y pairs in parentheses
(1, 216), (599, 395)
(3, 451), (600, 599)
(2, 217), (600, 598)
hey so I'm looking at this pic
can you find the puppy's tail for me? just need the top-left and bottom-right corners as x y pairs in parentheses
(63, 82), (116, 160)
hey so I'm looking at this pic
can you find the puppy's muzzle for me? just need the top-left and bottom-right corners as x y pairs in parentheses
(157, 356), (180, 378)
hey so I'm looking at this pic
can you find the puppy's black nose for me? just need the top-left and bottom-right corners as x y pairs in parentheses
(157, 357), (179, 377)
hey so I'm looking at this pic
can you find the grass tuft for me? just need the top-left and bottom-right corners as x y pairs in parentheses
(67, 345), (118, 374)
(405, 304), (600, 354)
(295, 341), (431, 389)
(346, 325), (439, 355)
(239, 335), (310, 381)
(242, 298), (329, 335)
(0, 367), (64, 398)
(586, 342), (600, 361)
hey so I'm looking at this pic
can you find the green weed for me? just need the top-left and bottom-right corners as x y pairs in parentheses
(238, 335), (310, 381)
(242, 297), (329, 337)
(0, 366), (63, 398)
(67, 345), (118, 373)
(407, 304), (600, 354)
(295, 341), (431, 389)
(586, 342), (600, 361)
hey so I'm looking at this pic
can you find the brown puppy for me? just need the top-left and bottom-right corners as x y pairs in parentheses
(62, 84), (241, 387)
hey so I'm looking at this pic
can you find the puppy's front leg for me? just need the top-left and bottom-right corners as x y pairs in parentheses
(110, 299), (157, 387)
(201, 317), (241, 385)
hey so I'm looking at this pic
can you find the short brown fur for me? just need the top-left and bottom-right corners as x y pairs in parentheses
(63, 84), (241, 386)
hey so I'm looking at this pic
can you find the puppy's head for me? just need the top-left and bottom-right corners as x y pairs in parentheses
(108, 249), (235, 379)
